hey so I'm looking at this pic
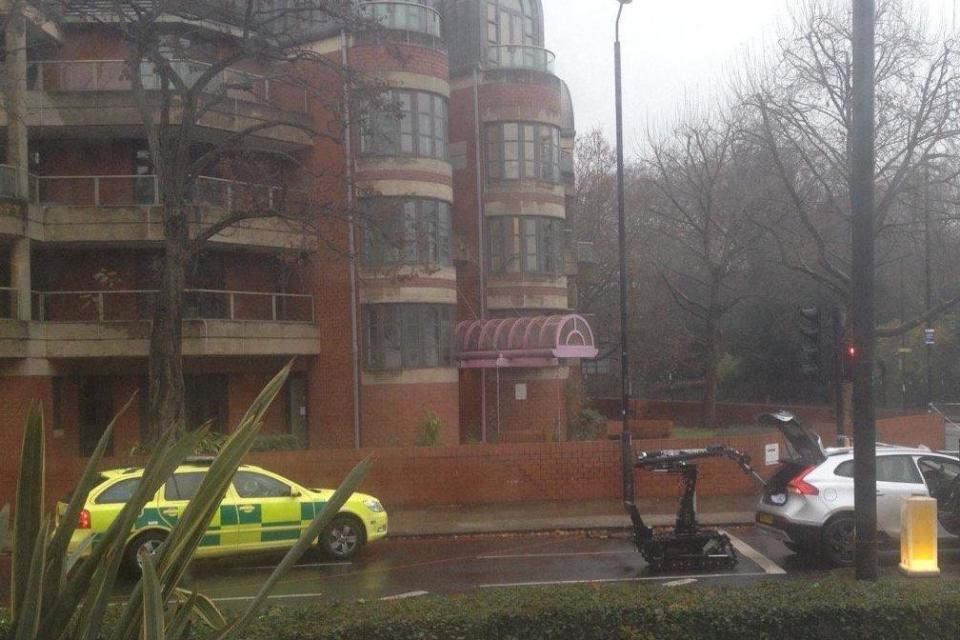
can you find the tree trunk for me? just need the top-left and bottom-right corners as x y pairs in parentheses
(702, 278), (723, 430)
(148, 206), (188, 437)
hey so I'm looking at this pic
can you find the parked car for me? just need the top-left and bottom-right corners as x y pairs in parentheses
(59, 459), (388, 573)
(755, 411), (960, 566)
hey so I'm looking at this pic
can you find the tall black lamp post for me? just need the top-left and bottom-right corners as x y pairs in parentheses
(615, 0), (635, 510)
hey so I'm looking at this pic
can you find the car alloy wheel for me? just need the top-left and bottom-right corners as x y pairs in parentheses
(322, 516), (362, 559)
(822, 515), (855, 566)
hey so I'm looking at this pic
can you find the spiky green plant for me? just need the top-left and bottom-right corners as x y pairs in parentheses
(3, 362), (371, 640)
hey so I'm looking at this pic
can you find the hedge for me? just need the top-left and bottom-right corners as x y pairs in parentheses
(4, 578), (960, 639)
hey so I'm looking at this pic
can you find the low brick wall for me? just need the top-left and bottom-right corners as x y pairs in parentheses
(17, 413), (942, 512)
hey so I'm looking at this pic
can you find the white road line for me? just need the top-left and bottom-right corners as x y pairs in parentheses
(663, 578), (698, 587)
(209, 592), (326, 603)
(721, 529), (787, 575)
(380, 591), (429, 601)
(230, 561), (352, 571)
(478, 572), (769, 589)
(477, 550), (632, 560)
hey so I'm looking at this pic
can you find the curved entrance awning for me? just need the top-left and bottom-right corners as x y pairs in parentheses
(456, 314), (598, 369)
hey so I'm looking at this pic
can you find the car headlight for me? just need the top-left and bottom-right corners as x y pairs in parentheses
(363, 498), (384, 513)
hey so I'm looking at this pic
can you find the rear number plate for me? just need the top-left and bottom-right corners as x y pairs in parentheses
(757, 513), (774, 525)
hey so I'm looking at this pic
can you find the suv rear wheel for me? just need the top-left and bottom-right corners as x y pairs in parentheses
(821, 514), (855, 567)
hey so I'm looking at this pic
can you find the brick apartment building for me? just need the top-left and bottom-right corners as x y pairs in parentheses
(0, 0), (597, 459)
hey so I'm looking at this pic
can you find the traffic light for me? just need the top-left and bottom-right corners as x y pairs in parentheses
(798, 306), (823, 377)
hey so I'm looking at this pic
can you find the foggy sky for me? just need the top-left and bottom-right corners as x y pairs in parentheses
(542, 0), (958, 156)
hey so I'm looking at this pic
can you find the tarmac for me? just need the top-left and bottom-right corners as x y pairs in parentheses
(388, 494), (758, 537)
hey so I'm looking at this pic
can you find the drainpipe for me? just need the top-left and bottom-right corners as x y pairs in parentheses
(473, 64), (488, 442)
(342, 29), (362, 448)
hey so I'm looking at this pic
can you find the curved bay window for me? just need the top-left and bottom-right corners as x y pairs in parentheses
(488, 216), (562, 275)
(363, 304), (454, 371)
(362, 198), (452, 267)
(360, 89), (448, 160)
(486, 0), (541, 50)
(486, 122), (561, 182)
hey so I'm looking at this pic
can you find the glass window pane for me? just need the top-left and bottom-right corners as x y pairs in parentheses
(438, 203), (451, 266)
(402, 305), (421, 368)
(95, 478), (141, 504)
(421, 306), (440, 367)
(232, 471), (293, 498)
(382, 306), (402, 369)
(403, 201), (418, 262)
(165, 472), (206, 501)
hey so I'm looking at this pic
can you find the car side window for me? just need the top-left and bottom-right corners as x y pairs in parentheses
(918, 457), (960, 498)
(95, 478), (141, 504)
(164, 472), (206, 501)
(876, 456), (923, 484)
(232, 471), (294, 499)
(834, 460), (854, 478)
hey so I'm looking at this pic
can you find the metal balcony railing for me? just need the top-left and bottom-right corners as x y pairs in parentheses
(27, 58), (309, 113)
(0, 164), (39, 203)
(486, 45), (556, 74)
(0, 287), (19, 319)
(34, 289), (315, 324)
(37, 174), (310, 211)
(358, 1), (442, 38)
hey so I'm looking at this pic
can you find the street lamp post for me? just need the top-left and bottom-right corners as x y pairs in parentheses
(615, 0), (634, 512)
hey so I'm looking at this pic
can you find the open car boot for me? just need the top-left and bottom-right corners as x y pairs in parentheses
(937, 474), (960, 535)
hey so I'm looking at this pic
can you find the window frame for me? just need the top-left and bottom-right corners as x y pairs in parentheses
(362, 198), (452, 268)
(360, 89), (448, 160)
(363, 304), (455, 372)
(486, 122), (561, 183)
(487, 215), (563, 275)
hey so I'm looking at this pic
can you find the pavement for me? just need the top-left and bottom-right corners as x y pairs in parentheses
(387, 494), (758, 537)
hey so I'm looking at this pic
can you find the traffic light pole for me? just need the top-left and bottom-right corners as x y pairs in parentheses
(850, 0), (879, 581)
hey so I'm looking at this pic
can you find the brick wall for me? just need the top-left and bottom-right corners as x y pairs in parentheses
(348, 44), (449, 80)
(360, 380), (460, 447)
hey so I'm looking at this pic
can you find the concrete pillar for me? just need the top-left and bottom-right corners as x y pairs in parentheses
(11, 237), (31, 320)
(5, 8), (30, 199)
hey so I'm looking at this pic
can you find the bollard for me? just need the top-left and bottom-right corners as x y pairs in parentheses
(899, 496), (940, 577)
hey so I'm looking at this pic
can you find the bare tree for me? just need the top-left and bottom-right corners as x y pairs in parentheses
(43, 0), (378, 435)
(648, 108), (768, 428)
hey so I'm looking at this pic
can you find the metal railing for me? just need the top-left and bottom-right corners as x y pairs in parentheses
(27, 58), (309, 113)
(359, 1), (442, 38)
(486, 45), (556, 74)
(0, 164), (39, 203)
(37, 174), (310, 210)
(34, 289), (315, 324)
(0, 287), (19, 319)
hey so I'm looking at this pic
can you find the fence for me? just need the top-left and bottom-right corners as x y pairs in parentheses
(33, 289), (315, 324)
(0, 164), (39, 203)
(486, 45), (556, 74)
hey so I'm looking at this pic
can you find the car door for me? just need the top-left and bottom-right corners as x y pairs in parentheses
(161, 471), (238, 555)
(228, 469), (304, 551)
(917, 456), (960, 538)
(874, 455), (928, 537)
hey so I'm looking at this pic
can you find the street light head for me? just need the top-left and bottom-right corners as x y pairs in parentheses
(618, 0), (633, 4)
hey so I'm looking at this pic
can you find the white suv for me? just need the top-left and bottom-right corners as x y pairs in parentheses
(755, 411), (960, 566)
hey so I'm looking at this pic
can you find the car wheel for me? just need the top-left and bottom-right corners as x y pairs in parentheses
(123, 530), (167, 575)
(821, 515), (855, 567)
(319, 515), (365, 560)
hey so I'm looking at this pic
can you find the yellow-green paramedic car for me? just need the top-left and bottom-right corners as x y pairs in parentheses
(60, 461), (388, 572)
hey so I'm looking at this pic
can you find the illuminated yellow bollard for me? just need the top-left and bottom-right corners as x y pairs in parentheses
(899, 496), (940, 577)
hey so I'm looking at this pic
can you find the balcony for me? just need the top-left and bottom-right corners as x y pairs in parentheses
(358, 1), (442, 38)
(486, 45), (556, 74)
(29, 289), (319, 358)
(0, 164), (39, 203)
(35, 174), (311, 247)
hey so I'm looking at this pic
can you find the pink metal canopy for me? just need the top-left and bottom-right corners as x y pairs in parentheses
(456, 314), (598, 369)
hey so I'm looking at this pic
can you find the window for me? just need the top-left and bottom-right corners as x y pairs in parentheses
(488, 216), (562, 275)
(79, 377), (113, 457)
(184, 375), (228, 433)
(582, 359), (612, 376)
(486, 123), (560, 182)
(363, 304), (454, 371)
(95, 478), (141, 504)
(360, 90), (447, 160)
(165, 472), (207, 501)
(876, 456), (923, 484)
(834, 460), (854, 478)
(232, 471), (294, 498)
(362, 199), (452, 267)
(486, 0), (541, 49)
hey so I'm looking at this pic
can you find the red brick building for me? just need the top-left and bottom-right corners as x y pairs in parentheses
(0, 0), (594, 460)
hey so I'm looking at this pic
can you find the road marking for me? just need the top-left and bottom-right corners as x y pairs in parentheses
(380, 590), (429, 600)
(230, 561), (352, 571)
(477, 550), (631, 560)
(209, 592), (326, 603)
(478, 572), (769, 589)
(663, 578), (698, 587)
(721, 530), (787, 575)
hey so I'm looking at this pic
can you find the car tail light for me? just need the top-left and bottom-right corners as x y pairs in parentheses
(787, 466), (819, 496)
(78, 509), (91, 530)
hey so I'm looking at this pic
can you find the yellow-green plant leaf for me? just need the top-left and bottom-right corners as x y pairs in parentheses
(165, 590), (198, 640)
(74, 543), (124, 640)
(63, 533), (95, 578)
(172, 588), (226, 630)
(13, 519), (48, 640)
(0, 504), (10, 552)
(141, 550), (165, 640)
(213, 456), (372, 639)
(12, 403), (44, 620)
